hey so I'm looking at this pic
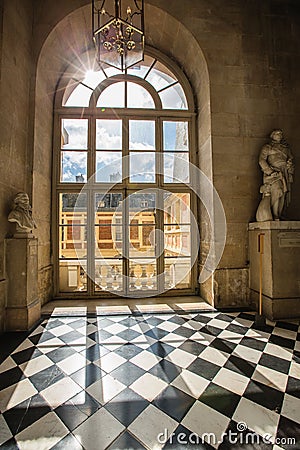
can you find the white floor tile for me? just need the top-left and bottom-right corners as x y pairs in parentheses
(206, 318), (229, 330)
(41, 377), (82, 407)
(217, 330), (243, 342)
(289, 360), (300, 379)
(232, 344), (262, 363)
(15, 411), (69, 450)
(281, 394), (300, 424)
(130, 373), (167, 401)
(213, 367), (249, 395)
(160, 332), (186, 347)
(199, 347), (228, 367)
(233, 397), (280, 442)
(97, 352), (126, 372)
(128, 404), (178, 450)
(74, 408), (124, 450)
(0, 356), (17, 374)
(166, 348), (197, 368)
(56, 352), (87, 375)
(252, 365), (288, 392)
(20, 355), (53, 377)
(47, 324), (73, 337)
(182, 401), (230, 449)
(130, 350), (161, 371)
(272, 328), (297, 340)
(262, 343), (293, 361)
(86, 374), (126, 404)
(0, 379), (38, 413)
(189, 331), (215, 345)
(0, 415), (12, 445)
(171, 370), (210, 398)
(157, 321), (180, 332)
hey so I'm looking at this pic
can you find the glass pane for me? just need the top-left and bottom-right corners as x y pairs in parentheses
(164, 224), (191, 257)
(59, 225), (87, 259)
(64, 84), (92, 107)
(83, 70), (106, 89)
(129, 224), (155, 258)
(59, 193), (87, 225)
(97, 82), (125, 108)
(59, 261), (87, 292)
(95, 225), (123, 258)
(127, 55), (155, 78)
(130, 152), (155, 183)
(96, 119), (122, 150)
(95, 193), (123, 218)
(129, 192), (156, 215)
(95, 193), (123, 257)
(96, 152), (122, 183)
(164, 258), (191, 289)
(61, 119), (88, 149)
(127, 82), (155, 108)
(146, 61), (177, 91)
(129, 260), (157, 291)
(160, 83), (188, 109)
(164, 153), (189, 183)
(95, 259), (123, 292)
(163, 121), (189, 151)
(164, 193), (190, 224)
(129, 120), (155, 150)
(61, 151), (87, 183)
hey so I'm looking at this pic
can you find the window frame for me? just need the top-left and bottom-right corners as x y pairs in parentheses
(53, 47), (198, 298)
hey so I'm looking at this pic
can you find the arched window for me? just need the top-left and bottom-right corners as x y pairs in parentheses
(54, 48), (197, 297)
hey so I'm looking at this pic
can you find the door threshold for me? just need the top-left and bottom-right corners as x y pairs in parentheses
(41, 296), (215, 317)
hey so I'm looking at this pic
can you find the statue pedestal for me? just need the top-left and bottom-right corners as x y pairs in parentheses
(249, 221), (300, 320)
(5, 237), (40, 330)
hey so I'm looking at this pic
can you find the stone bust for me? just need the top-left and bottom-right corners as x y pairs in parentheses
(256, 129), (294, 221)
(8, 192), (36, 234)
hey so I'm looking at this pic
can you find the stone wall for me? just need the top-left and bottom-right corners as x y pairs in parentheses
(0, 0), (34, 331)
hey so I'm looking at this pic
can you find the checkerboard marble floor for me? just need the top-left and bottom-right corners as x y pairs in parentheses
(0, 311), (300, 449)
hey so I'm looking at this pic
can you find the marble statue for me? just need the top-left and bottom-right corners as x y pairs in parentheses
(256, 129), (294, 221)
(8, 192), (36, 234)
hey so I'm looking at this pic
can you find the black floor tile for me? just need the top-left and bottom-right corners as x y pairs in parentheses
(149, 359), (181, 383)
(105, 388), (149, 427)
(4, 394), (51, 435)
(224, 354), (256, 378)
(225, 323), (249, 335)
(114, 343), (143, 360)
(29, 365), (65, 391)
(0, 367), (24, 390)
(111, 361), (146, 386)
(148, 342), (175, 358)
(50, 433), (84, 450)
(276, 415), (300, 450)
(186, 358), (220, 381)
(55, 403), (88, 431)
(71, 363), (105, 388)
(286, 376), (300, 399)
(198, 383), (240, 418)
(209, 338), (237, 354)
(259, 353), (291, 375)
(172, 326), (195, 339)
(107, 431), (147, 449)
(46, 346), (77, 364)
(58, 330), (83, 344)
(0, 437), (19, 449)
(240, 337), (267, 352)
(153, 385), (195, 422)
(70, 391), (100, 417)
(269, 335), (295, 350)
(178, 340), (206, 356)
(244, 380), (284, 413)
(11, 347), (42, 365)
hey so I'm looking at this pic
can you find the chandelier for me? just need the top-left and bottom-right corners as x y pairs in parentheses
(92, 0), (145, 71)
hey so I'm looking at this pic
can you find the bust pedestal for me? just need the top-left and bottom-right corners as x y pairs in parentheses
(5, 237), (40, 330)
(249, 221), (300, 320)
